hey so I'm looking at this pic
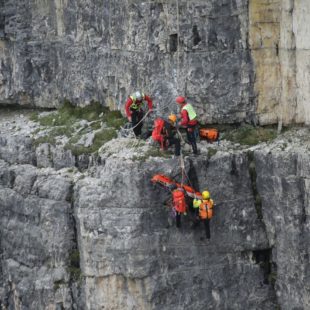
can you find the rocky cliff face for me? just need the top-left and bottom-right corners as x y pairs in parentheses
(0, 0), (309, 125)
(0, 111), (309, 309)
(249, 0), (310, 125)
(0, 0), (310, 309)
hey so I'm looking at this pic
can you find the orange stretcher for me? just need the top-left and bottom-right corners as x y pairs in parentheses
(151, 174), (202, 199)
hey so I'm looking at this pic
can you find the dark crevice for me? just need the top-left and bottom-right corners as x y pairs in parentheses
(187, 159), (201, 192)
(169, 34), (178, 53)
(8, 170), (16, 189)
(252, 249), (277, 287)
(247, 151), (263, 220)
(230, 155), (238, 176)
(192, 25), (201, 46)
(300, 179), (307, 225)
(0, 230), (3, 295)
(56, 302), (65, 310)
(67, 188), (83, 309)
(0, 0), (5, 39)
(66, 182), (74, 203)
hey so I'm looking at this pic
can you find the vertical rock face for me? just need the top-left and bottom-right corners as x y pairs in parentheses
(0, 0), (254, 124)
(74, 154), (276, 310)
(0, 122), (309, 309)
(1, 0), (309, 124)
(249, 0), (310, 125)
(255, 148), (310, 309)
(0, 161), (77, 309)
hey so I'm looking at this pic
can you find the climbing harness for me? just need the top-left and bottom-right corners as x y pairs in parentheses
(119, 109), (152, 135)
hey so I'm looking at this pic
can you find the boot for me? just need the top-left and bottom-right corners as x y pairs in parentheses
(191, 142), (198, 155)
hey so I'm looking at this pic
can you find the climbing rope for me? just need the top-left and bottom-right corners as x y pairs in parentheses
(176, 0), (180, 93)
(120, 108), (153, 133)
(174, 127), (198, 197)
(107, 0), (113, 108)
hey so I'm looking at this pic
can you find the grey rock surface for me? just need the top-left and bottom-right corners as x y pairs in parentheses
(0, 161), (78, 309)
(0, 0), (254, 125)
(1, 0), (310, 127)
(74, 153), (277, 309)
(255, 148), (310, 309)
(0, 111), (309, 309)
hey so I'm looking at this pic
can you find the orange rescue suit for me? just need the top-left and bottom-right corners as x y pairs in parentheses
(199, 199), (214, 219)
(172, 190), (187, 213)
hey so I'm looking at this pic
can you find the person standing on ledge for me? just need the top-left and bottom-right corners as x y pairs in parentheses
(125, 91), (153, 137)
(175, 96), (198, 154)
(193, 190), (214, 239)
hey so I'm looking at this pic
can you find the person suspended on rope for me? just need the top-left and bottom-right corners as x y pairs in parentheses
(172, 188), (187, 228)
(192, 190), (214, 239)
(151, 114), (181, 157)
(125, 91), (153, 137)
(175, 96), (198, 155)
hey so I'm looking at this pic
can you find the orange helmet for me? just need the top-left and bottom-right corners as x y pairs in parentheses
(176, 96), (186, 104)
(168, 114), (177, 123)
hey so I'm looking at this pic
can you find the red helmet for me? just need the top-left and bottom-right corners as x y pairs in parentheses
(176, 96), (186, 104)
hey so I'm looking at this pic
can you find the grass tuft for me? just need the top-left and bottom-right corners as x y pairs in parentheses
(132, 147), (171, 161)
(65, 128), (117, 156)
(31, 100), (126, 153)
(68, 250), (82, 282)
(222, 124), (277, 146)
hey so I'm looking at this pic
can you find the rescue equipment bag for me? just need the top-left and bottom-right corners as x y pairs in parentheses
(199, 128), (219, 142)
(172, 190), (186, 213)
(152, 118), (165, 148)
(199, 200), (214, 219)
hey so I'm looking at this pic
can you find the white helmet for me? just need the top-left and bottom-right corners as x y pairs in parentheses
(135, 91), (142, 100)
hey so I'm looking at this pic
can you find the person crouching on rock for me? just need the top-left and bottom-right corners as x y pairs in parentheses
(125, 91), (153, 137)
(151, 115), (181, 157)
(164, 114), (181, 157)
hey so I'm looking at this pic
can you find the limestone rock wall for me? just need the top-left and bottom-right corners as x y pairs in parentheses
(0, 160), (78, 309)
(73, 153), (276, 310)
(249, 0), (310, 125)
(0, 123), (309, 309)
(255, 148), (310, 308)
(1, 0), (309, 124)
(0, 0), (253, 124)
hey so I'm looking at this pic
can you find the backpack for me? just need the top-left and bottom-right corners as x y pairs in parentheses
(199, 128), (219, 142)
(152, 118), (166, 149)
(172, 190), (187, 213)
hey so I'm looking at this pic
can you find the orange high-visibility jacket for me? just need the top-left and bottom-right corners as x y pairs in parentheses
(172, 190), (187, 213)
(199, 199), (214, 220)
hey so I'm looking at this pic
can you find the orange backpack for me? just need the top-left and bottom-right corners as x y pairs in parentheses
(199, 128), (219, 142)
(199, 200), (214, 219)
(152, 118), (166, 148)
(172, 190), (187, 213)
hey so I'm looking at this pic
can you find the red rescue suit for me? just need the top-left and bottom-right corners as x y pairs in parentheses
(125, 95), (153, 118)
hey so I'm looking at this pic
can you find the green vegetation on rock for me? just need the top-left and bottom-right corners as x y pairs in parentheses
(208, 148), (218, 158)
(65, 128), (117, 156)
(222, 124), (277, 146)
(33, 100), (125, 128)
(68, 250), (82, 282)
(132, 147), (172, 161)
(53, 279), (66, 291)
(31, 100), (126, 155)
